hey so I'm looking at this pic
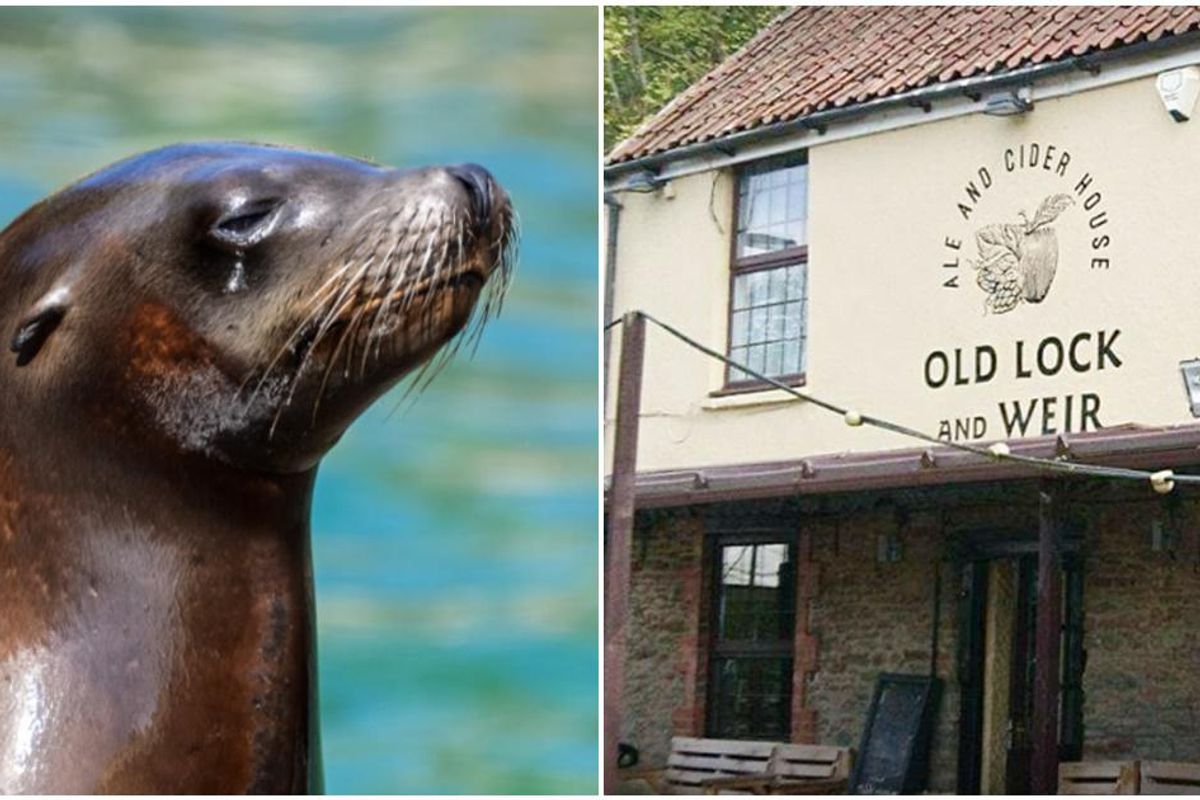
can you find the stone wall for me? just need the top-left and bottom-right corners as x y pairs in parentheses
(621, 509), (707, 765)
(1081, 497), (1200, 762)
(619, 489), (1200, 785)
(807, 509), (962, 792)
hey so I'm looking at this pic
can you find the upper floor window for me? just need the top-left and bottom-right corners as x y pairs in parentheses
(726, 157), (809, 390)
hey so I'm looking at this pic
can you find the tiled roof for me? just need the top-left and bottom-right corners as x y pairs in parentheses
(607, 6), (1200, 165)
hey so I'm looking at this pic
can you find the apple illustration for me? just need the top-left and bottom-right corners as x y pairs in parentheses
(970, 193), (1073, 314)
(1017, 193), (1073, 303)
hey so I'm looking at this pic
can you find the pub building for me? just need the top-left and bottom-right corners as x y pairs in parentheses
(603, 7), (1200, 795)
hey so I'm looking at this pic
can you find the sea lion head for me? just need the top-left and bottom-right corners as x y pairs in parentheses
(0, 142), (517, 473)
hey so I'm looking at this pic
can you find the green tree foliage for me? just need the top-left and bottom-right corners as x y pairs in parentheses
(604, 6), (783, 153)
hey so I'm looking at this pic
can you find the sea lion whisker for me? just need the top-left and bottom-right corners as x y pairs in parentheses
(306, 293), (365, 428)
(411, 219), (465, 392)
(246, 266), (354, 401)
(466, 208), (518, 356)
(358, 212), (411, 377)
(243, 262), (355, 400)
(268, 257), (376, 437)
(306, 254), (378, 350)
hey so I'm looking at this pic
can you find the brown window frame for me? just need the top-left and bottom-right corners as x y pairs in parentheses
(717, 155), (810, 396)
(705, 532), (797, 741)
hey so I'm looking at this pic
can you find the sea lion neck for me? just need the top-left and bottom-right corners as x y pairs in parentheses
(0, 446), (319, 793)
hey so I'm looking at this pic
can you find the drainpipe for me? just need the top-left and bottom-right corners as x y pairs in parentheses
(603, 191), (621, 408)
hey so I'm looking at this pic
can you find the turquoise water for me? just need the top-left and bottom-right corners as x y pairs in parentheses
(0, 8), (598, 794)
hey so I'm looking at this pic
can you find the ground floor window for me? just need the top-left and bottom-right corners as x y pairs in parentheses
(707, 538), (795, 739)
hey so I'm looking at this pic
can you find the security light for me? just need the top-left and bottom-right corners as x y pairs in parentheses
(982, 86), (1033, 116)
(623, 169), (666, 193)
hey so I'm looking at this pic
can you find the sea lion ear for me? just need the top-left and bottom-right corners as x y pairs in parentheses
(11, 286), (70, 367)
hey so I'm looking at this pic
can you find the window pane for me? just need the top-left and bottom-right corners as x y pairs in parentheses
(727, 263), (807, 383)
(764, 342), (782, 376)
(720, 546), (754, 641)
(747, 170), (769, 197)
(746, 344), (766, 375)
(755, 544), (786, 588)
(748, 307), (767, 344)
(767, 304), (785, 340)
(747, 270), (769, 307)
(767, 187), (786, 226)
(728, 346), (749, 382)
(785, 264), (805, 301)
(786, 172), (807, 231)
(730, 310), (749, 347)
(747, 191), (768, 233)
(782, 337), (801, 376)
(733, 275), (749, 310)
(737, 159), (807, 258)
(767, 267), (787, 303)
(711, 657), (792, 740)
(717, 542), (795, 644)
(780, 217), (806, 251)
(722, 545), (753, 586)
(782, 301), (802, 340)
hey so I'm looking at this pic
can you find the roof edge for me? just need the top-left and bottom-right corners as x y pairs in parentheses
(605, 29), (1200, 178)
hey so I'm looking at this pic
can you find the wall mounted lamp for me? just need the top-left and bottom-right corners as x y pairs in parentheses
(623, 169), (667, 194)
(982, 86), (1033, 116)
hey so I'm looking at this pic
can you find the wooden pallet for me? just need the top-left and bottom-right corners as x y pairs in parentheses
(1140, 761), (1200, 795)
(622, 737), (853, 795)
(701, 743), (853, 795)
(663, 737), (777, 793)
(1058, 761), (1139, 794)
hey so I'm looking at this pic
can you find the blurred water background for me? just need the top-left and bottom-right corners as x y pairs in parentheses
(0, 7), (598, 794)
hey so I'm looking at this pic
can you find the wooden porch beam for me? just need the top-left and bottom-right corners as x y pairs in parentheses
(604, 311), (646, 794)
(1030, 480), (1064, 794)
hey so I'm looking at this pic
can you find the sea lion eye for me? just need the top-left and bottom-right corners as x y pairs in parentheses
(211, 198), (283, 248)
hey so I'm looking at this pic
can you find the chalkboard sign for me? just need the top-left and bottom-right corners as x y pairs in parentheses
(849, 673), (942, 795)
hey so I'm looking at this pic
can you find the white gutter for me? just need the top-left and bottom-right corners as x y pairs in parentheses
(604, 32), (1200, 192)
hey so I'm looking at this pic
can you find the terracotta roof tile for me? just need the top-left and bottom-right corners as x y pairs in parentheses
(608, 5), (1200, 165)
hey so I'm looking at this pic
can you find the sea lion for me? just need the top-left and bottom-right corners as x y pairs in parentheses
(0, 142), (516, 793)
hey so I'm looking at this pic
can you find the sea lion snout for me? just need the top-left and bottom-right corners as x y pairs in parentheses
(445, 163), (500, 238)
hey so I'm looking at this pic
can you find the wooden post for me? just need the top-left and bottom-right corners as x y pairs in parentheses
(1031, 481), (1063, 794)
(604, 311), (645, 794)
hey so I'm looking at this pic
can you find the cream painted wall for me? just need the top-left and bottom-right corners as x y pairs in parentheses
(607, 74), (1200, 474)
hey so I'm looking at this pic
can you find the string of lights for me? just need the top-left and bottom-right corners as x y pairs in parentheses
(609, 311), (1200, 494)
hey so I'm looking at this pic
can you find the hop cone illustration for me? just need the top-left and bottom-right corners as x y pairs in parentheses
(969, 193), (1073, 314)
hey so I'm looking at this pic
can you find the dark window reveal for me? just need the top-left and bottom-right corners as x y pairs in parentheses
(726, 157), (809, 389)
(709, 540), (795, 740)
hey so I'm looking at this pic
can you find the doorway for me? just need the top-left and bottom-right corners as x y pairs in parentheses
(956, 539), (1084, 794)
